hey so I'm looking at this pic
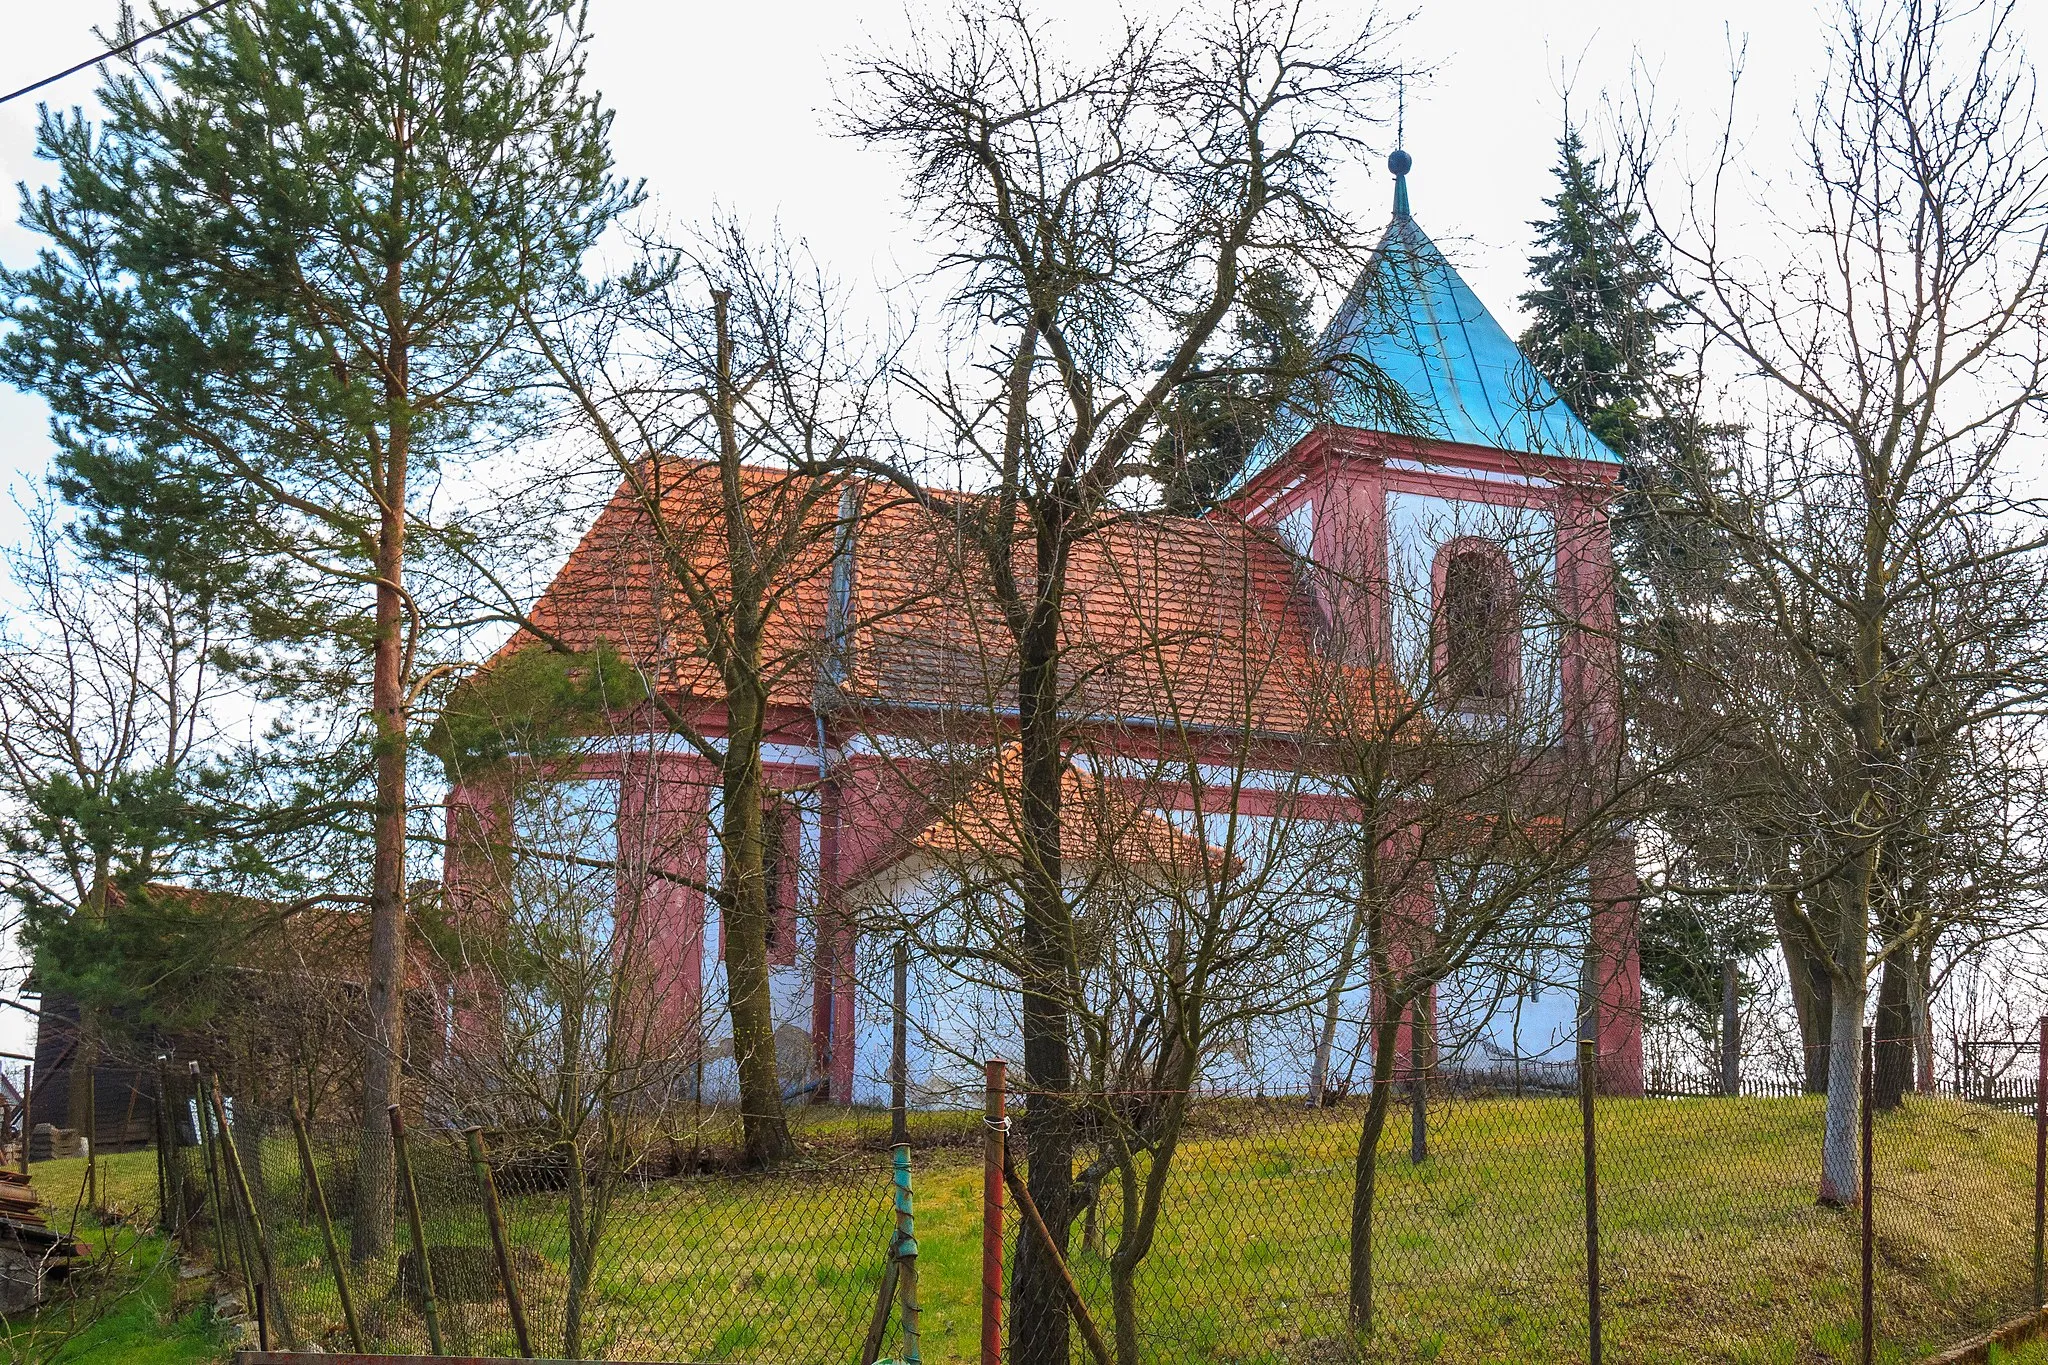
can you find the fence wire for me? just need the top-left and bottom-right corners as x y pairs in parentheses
(143, 1045), (2042, 1364)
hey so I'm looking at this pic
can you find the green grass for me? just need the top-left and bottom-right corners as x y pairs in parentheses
(1992, 1335), (2048, 1364)
(1, 1149), (227, 1364)
(175, 1094), (2040, 1363)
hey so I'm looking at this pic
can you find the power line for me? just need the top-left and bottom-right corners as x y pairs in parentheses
(0, 0), (236, 108)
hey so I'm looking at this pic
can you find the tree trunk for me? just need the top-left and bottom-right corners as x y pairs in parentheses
(1010, 601), (1075, 1365)
(1773, 891), (1834, 1095)
(1817, 972), (1865, 1207)
(353, 391), (410, 1262)
(1105, 1058), (1195, 1364)
(1311, 890), (1368, 1105)
(708, 287), (796, 1169)
(1347, 1006), (1404, 1337)
(1872, 952), (1913, 1112)
(64, 1008), (96, 1140)
(719, 707), (795, 1169)
(1908, 940), (1935, 1092)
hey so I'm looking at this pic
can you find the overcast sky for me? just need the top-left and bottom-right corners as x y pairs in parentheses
(0, 0), (1882, 1058)
(0, 0), (1842, 534)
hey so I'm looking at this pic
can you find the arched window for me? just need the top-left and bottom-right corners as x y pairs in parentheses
(1434, 541), (1517, 706)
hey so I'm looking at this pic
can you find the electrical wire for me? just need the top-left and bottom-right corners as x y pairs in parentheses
(0, 0), (236, 108)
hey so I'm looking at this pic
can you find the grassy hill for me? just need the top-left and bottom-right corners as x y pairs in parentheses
(213, 1091), (2038, 1364)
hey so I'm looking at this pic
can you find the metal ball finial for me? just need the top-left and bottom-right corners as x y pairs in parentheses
(1388, 148), (1412, 177)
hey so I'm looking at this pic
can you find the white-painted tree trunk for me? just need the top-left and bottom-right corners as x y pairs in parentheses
(1818, 984), (1865, 1206)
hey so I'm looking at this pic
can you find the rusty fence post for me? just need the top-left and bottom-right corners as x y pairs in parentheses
(891, 939), (910, 1147)
(464, 1126), (533, 1358)
(1579, 1036), (1603, 1365)
(387, 1104), (446, 1356)
(2034, 1015), (2045, 1310)
(290, 1099), (364, 1353)
(982, 1059), (1007, 1365)
(209, 1079), (297, 1351)
(1862, 1025), (1875, 1365)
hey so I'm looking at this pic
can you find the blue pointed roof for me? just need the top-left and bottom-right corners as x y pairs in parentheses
(1243, 152), (1619, 483)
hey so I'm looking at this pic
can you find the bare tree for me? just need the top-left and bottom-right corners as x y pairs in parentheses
(437, 741), (697, 1358)
(1620, 0), (2048, 1204)
(488, 222), (900, 1167)
(1295, 499), (1649, 1336)
(0, 504), (231, 1172)
(843, 514), (1343, 1364)
(842, 5), (1403, 1354)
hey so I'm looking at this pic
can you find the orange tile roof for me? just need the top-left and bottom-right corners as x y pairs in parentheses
(505, 458), (842, 704)
(496, 456), (1408, 740)
(908, 742), (1219, 872)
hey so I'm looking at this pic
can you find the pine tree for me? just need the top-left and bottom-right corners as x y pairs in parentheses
(2, 0), (631, 1258)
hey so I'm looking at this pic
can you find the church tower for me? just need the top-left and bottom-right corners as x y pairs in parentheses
(1234, 147), (1643, 1092)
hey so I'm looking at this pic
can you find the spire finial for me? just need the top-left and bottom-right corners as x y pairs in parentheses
(1389, 79), (1411, 219)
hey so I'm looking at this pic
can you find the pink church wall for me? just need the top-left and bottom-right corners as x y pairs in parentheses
(442, 422), (1645, 1096)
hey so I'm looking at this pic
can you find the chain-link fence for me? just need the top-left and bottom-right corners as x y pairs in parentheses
(145, 1036), (2044, 1364)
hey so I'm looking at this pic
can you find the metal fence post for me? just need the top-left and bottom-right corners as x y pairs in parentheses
(191, 1065), (241, 1304)
(153, 1084), (170, 1236)
(290, 1099), (364, 1353)
(1410, 1004), (1429, 1166)
(1579, 1036), (1603, 1365)
(1721, 959), (1741, 1097)
(2034, 1014), (2045, 1309)
(388, 1104), (446, 1355)
(210, 1079), (297, 1351)
(1862, 1024), (1875, 1365)
(982, 1059), (1007, 1365)
(464, 1126), (533, 1358)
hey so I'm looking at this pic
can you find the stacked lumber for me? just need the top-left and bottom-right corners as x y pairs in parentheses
(0, 1171), (91, 1264)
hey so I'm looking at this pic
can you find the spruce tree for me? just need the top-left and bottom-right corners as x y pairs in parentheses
(1150, 262), (1316, 515)
(1519, 126), (1760, 1042)
(1517, 126), (1679, 460)
(2, 0), (631, 1258)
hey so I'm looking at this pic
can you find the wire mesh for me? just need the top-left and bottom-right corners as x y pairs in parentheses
(142, 1045), (2045, 1364)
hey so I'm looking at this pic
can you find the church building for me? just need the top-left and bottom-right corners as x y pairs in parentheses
(442, 150), (1643, 1106)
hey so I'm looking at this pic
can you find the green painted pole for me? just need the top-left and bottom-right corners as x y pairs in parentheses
(892, 1142), (921, 1365)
